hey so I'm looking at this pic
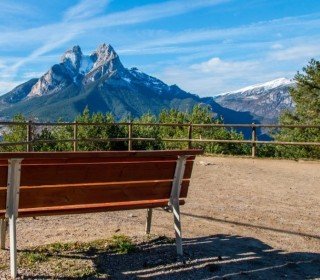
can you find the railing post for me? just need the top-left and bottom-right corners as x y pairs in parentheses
(251, 123), (257, 158)
(188, 123), (193, 149)
(128, 121), (133, 151)
(27, 120), (33, 152)
(73, 121), (78, 152)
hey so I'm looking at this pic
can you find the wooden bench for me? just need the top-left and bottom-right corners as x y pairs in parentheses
(0, 150), (203, 278)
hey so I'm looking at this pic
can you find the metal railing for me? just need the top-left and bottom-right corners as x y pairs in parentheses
(0, 121), (319, 157)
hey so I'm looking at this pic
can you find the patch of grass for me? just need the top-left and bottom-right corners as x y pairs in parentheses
(32, 235), (135, 256)
(16, 235), (135, 275)
(19, 251), (49, 267)
(38, 242), (75, 253)
(37, 239), (108, 255)
(0, 263), (8, 270)
(108, 235), (136, 254)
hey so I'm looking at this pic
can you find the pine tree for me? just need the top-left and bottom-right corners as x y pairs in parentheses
(276, 59), (320, 158)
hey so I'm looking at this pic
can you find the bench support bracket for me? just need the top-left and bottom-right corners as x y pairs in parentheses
(145, 208), (153, 234)
(169, 156), (187, 256)
(6, 158), (22, 279)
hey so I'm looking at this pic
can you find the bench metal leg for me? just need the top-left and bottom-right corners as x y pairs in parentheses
(9, 217), (17, 278)
(6, 159), (22, 279)
(145, 208), (153, 234)
(172, 201), (183, 256)
(0, 218), (7, 249)
(169, 156), (187, 257)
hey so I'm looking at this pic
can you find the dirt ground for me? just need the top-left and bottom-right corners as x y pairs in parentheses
(1, 156), (320, 279)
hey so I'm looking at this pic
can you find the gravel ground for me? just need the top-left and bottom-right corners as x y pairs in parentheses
(0, 156), (319, 279)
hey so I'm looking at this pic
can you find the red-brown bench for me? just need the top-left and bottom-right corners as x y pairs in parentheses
(0, 150), (203, 278)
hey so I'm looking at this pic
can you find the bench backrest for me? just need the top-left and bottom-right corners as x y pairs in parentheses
(0, 150), (202, 218)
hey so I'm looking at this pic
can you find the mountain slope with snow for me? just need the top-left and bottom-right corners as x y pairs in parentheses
(214, 78), (295, 123)
(0, 44), (255, 126)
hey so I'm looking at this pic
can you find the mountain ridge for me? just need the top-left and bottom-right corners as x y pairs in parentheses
(214, 77), (295, 123)
(0, 44), (256, 128)
(220, 78), (294, 96)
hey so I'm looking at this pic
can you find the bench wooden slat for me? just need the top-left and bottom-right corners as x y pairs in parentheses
(18, 161), (194, 186)
(0, 199), (185, 218)
(0, 150), (202, 159)
(14, 156), (196, 164)
(0, 159), (195, 188)
(0, 180), (189, 210)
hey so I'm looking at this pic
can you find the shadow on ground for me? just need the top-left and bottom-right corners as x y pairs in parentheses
(181, 211), (320, 240)
(22, 234), (320, 280)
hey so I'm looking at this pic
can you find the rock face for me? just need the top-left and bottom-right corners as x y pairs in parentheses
(27, 44), (123, 98)
(214, 78), (295, 123)
(0, 44), (255, 127)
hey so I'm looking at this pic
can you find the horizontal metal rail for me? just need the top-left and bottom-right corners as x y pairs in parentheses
(0, 137), (319, 147)
(0, 121), (319, 157)
(0, 121), (319, 129)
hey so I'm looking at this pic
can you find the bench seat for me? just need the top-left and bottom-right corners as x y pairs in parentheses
(0, 149), (203, 279)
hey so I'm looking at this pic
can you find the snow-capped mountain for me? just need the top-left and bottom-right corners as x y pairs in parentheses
(214, 78), (295, 123)
(0, 44), (255, 126)
(25, 44), (126, 99)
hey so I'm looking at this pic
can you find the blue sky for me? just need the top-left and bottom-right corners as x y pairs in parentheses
(0, 0), (319, 96)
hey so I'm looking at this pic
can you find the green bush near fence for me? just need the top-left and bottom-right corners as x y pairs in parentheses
(0, 105), (250, 156)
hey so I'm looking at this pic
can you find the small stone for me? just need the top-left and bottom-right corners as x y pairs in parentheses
(129, 214), (137, 218)
(199, 161), (214, 166)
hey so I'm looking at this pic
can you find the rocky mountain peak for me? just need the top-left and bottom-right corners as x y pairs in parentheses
(91, 43), (123, 70)
(61, 45), (83, 72)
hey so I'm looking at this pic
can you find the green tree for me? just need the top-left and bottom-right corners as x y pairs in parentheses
(276, 59), (320, 158)
(132, 113), (164, 150)
(1, 114), (27, 152)
(159, 108), (189, 149)
(158, 105), (248, 155)
(32, 127), (58, 151)
(1, 106), (249, 155)
(75, 107), (126, 151)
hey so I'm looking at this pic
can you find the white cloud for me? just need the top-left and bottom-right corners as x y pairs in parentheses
(0, 0), (231, 48)
(190, 57), (258, 74)
(268, 44), (320, 61)
(63, 0), (110, 22)
(126, 13), (320, 51)
(271, 43), (283, 50)
(0, 81), (22, 94)
(0, 60), (6, 69)
(0, 0), (230, 79)
(22, 71), (43, 79)
(156, 56), (296, 96)
(0, 1), (38, 18)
